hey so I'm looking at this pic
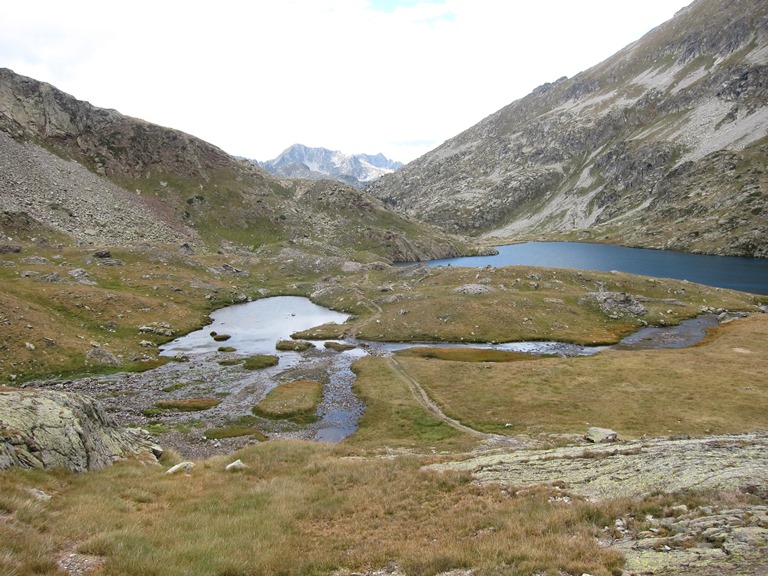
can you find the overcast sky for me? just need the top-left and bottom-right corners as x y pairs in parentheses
(2, 0), (691, 163)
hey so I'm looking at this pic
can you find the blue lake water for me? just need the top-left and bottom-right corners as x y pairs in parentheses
(422, 242), (768, 295)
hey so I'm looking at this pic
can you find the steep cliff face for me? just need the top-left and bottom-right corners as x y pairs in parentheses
(368, 0), (768, 256)
(0, 69), (471, 262)
(0, 388), (161, 472)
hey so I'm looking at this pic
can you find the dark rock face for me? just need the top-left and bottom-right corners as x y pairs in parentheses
(0, 389), (161, 472)
(368, 0), (768, 257)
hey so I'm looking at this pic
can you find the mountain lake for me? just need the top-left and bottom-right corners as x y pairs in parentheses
(420, 241), (768, 295)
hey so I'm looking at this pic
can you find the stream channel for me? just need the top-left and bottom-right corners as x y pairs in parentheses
(149, 296), (724, 448)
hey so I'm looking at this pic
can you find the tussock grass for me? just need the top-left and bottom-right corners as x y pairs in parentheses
(349, 356), (476, 452)
(252, 380), (323, 423)
(0, 442), (634, 576)
(5, 441), (761, 576)
(154, 397), (221, 412)
(396, 315), (768, 437)
(396, 346), (536, 363)
(242, 355), (279, 370)
(324, 341), (356, 351)
(204, 426), (267, 441)
(340, 265), (760, 345)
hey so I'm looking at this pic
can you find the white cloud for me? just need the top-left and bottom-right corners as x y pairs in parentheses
(1, 0), (691, 162)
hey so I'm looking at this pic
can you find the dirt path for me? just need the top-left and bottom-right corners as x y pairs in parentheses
(387, 357), (489, 439)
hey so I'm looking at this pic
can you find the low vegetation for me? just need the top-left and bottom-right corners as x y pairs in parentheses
(324, 341), (356, 351)
(252, 380), (323, 423)
(154, 397), (221, 412)
(0, 241), (766, 575)
(243, 355), (280, 370)
(203, 426), (267, 441)
(395, 347), (536, 363)
(275, 339), (314, 351)
(392, 315), (768, 438)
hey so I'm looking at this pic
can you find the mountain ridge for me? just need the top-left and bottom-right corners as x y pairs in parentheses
(0, 68), (471, 263)
(257, 143), (403, 188)
(368, 0), (768, 257)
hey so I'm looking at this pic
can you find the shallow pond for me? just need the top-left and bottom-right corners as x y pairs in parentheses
(159, 296), (350, 357)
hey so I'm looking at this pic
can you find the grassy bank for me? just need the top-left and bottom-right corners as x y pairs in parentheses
(392, 314), (768, 438)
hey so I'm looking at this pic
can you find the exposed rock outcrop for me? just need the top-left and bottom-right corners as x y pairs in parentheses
(0, 388), (161, 472)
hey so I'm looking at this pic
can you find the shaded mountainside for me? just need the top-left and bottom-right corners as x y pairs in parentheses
(0, 68), (472, 263)
(256, 143), (402, 188)
(368, 0), (768, 257)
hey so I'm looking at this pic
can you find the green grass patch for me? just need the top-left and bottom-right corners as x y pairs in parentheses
(252, 380), (323, 424)
(348, 356), (476, 452)
(162, 382), (188, 393)
(243, 355), (279, 370)
(217, 358), (244, 366)
(154, 398), (221, 412)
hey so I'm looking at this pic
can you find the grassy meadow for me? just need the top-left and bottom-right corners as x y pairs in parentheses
(1, 242), (767, 575)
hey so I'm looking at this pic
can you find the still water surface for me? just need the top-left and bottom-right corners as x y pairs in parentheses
(159, 296), (350, 356)
(423, 242), (768, 295)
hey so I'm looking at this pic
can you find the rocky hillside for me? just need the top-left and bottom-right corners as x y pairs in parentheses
(0, 68), (470, 263)
(368, 0), (768, 257)
(257, 143), (402, 188)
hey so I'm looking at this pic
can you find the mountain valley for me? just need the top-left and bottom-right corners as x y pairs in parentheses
(1, 0), (767, 574)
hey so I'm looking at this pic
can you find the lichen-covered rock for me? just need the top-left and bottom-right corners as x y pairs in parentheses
(584, 427), (618, 443)
(0, 389), (162, 472)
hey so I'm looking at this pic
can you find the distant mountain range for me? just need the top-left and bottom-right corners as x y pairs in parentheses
(369, 0), (768, 257)
(256, 144), (403, 188)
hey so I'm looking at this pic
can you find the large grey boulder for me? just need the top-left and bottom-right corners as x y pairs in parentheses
(0, 389), (162, 472)
(584, 427), (619, 443)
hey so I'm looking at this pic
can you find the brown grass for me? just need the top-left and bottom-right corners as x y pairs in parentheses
(155, 397), (221, 412)
(252, 380), (323, 423)
(0, 442), (639, 576)
(396, 346), (537, 363)
(394, 315), (768, 437)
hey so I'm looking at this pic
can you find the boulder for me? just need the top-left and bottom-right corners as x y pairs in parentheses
(166, 461), (195, 475)
(0, 389), (162, 472)
(454, 283), (493, 295)
(585, 427), (618, 443)
(225, 459), (247, 472)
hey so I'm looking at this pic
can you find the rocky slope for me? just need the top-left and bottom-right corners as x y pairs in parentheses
(368, 0), (768, 257)
(0, 388), (161, 472)
(0, 68), (469, 262)
(257, 143), (402, 188)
